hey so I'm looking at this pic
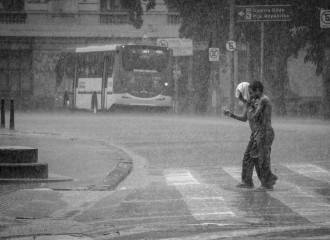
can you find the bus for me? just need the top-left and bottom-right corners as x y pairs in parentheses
(55, 44), (174, 111)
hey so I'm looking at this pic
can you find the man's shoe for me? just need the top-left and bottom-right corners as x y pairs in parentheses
(236, 182), (254, 189)
(255, 185), (273, 192)
(270, 175), (278, 185)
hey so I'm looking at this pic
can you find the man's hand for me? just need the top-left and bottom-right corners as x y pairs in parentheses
(223, 109), (231, 117)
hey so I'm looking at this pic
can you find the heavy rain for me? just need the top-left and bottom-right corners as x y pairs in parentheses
(0, 0), (330, 239)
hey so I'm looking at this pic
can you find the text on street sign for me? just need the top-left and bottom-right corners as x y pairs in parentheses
(236, 5), (292, 22)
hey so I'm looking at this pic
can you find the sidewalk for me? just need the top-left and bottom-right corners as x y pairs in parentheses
(0, 128), (133, 239)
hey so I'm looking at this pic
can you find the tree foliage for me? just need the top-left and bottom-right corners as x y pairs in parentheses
(289, 0), (328, 75)
(122, 0), (156, 29)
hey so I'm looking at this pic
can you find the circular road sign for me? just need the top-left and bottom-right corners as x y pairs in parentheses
(173, 65), (181, 80)
(209, 48), (220, 61)
(226, 40), (236, 51)
(158, 39), (169, 48)
(321, 10), (330, 25)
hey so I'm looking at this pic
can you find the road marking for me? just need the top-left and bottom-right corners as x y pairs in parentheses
(162, 222), (330, 240)
(164, 169), (235, 220)
(284, 164), (330, 183)
(223, 165), (330, 224)
(165, 169), (200, 186)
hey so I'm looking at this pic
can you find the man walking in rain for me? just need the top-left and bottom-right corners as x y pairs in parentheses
(249, 81), (277, 192)
(224, 82), (261, 189)
(224, 81), (277, 191)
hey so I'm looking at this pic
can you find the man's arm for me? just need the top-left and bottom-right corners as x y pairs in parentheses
(251, 97), (266, 119)
(224, 108), (248, 122)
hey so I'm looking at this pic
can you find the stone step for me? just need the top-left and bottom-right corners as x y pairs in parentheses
(0, 146), (38, 163)
(0, 163), (48, 179)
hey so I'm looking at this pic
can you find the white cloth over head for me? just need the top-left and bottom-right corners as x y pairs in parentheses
(235, 82), (250, 101)
(235, 82), (250, 106)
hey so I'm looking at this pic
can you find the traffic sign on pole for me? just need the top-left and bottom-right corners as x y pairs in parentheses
(320, 10), (330, 28)
(209, 48), (220, 61)
(226, 41), (236, 52)
(236, 5), (292, 22)
(157, 38), (193, 57)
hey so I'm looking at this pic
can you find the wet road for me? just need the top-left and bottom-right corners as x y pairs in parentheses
(5, 112), (330, 239)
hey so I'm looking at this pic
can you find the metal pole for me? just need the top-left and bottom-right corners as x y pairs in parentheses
(73, 57), (78, 109)
(174, 58), (179, 114)
(228, 0), (235, 112)
(10, 99), (14, 130)
(260, 22), (265, 82)
(1, 98), (5, 129)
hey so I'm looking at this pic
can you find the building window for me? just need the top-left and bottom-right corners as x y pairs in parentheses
(167, 12), (181, 25)
(100, 0), (122, 12)
(100, 0), (129, 24)
(0, 0), (26, 24)
(0, 0), (24, 12)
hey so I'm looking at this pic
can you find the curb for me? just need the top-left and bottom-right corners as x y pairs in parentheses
(88, 159), (133, 191)
(0, 131), (133, 190)
(0, 174), (74, 183)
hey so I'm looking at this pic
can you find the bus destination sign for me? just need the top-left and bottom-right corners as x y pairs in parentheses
(236, 5), (292, 22)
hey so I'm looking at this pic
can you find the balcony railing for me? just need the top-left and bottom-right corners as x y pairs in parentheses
(99, 12), (130, 24)
(167, 12), (181, 25)
(0, 12), (27, 24)
(0, 10), (180, 26)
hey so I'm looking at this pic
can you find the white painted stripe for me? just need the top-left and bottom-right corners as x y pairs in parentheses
(165, 170), (200, 186)
(164, 169), (235, 220)
(162, 222), (330, 240)
(284, 164), (330, 183)
(223, 165), (330, 224)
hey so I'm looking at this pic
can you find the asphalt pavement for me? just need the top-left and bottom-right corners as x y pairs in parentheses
(0, 126), (133, 239)
(0, 112), (329, 239)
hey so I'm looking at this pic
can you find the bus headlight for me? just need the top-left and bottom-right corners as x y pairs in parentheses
(164, 82), (168, 87)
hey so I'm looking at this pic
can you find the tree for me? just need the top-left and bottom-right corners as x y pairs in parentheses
(289, 0), (330, 118)
(164, 0), (291, 115)
(121, 0), (156, 29)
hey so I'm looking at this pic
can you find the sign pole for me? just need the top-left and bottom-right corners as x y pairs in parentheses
(174, 58), (179, 114)
(260, 22), (265, 82)
(228, 0), (235, 112)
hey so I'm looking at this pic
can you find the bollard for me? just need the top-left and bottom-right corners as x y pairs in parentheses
(10, 99), (14, 130)
(1, 98), (4, 129)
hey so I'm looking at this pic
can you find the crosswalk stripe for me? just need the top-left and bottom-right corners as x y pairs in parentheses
(284, 164), (330, 183)
(164, 169), (236, 220)
(222, 164), (330, 224)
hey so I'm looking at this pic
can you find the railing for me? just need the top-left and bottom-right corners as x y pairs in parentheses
(167, 12), (181, 25)
(99, 12), (130, 24)
(0, 10), (180, 26)
(0, 12), (27, 24)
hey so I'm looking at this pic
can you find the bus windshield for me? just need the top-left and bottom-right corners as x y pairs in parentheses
(122, 45), (169, 72)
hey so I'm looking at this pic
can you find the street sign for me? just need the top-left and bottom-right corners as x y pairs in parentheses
(320, 10), (330, 28)
(236, 5), (292, 22)
(209, 48), (219, 61)
(226, 41), (236, 52)
(173, 65), (181, 80)
(157, 38), (193, 56)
